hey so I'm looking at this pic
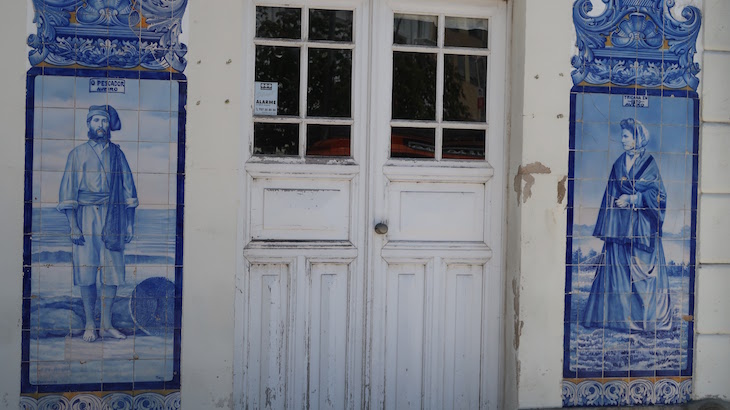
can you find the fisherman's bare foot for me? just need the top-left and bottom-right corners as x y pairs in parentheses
(100, 328), (126, 339)
(83, 326), (98, 342)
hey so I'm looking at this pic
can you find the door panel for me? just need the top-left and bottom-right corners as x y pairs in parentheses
(249, 175), (354, 241)
(242, 254), (360, 409)
(385, 263), (427, 410)
(308, 262), (350, 410)
(247, 263), (290, 410)
(443, 263), (484, 409)
(387, 181), (485, 241)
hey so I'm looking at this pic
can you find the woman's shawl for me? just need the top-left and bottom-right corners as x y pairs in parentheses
(102, 142), (128, 251)
(593, 152), (667, 253)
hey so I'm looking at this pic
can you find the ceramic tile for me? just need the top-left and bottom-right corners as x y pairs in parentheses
(136, 173), (171, 206)
(106, 79), (141, 111)
(661, 97), (689, 126)
(34, 76), (43, 108)
(134, 359), (167, 383)
(582, 93), (610, 123)
(102, 360), (134, 384)
(578, 122), (610, 151)
(137, 143), (172, 174)
(139, 111), (172, 142)
(42, 76), (76, 108)
(660, 125), (689, 154)
(140, 80), (172, 112)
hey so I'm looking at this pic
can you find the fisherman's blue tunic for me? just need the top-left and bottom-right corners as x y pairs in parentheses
(57, 140), (138, 286)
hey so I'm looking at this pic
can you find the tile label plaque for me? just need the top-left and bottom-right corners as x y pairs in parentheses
(89, 78), (126, 94)
(622, 95), (649, 108)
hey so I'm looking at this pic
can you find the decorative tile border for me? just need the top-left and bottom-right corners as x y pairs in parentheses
(562, 379), (692, 407)
(28, 0), (188, 71)
(571, 0), (701, 89)
(19, 391), (180, 410)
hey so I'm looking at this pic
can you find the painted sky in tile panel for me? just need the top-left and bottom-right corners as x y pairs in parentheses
(573, 93), (696, 237)
(33, 76), (180, 208)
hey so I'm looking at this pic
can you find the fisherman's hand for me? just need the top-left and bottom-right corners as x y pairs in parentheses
(125, 224), (134, 243)
(70, 226), (85, 245)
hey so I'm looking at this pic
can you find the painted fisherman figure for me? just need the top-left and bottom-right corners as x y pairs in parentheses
(58, 105), (138, 342)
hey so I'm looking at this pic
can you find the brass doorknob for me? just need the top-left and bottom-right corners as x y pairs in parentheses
(374, 223), (388, 234)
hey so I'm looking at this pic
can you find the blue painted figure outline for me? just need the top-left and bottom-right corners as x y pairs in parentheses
(582, 118), (672, 332)
(57, 105), (138, 342)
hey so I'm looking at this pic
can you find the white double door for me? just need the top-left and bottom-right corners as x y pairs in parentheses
(236, 0), (507, 408)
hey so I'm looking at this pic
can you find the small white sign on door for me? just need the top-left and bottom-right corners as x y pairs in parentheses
(254, 82), (279, 116)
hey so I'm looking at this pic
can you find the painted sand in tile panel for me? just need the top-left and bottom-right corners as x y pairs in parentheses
(565, 0), (701, 406)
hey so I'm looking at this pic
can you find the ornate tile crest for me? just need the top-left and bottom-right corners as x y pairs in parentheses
(571, 0), (702, 89)
(28, 0), (188, 71)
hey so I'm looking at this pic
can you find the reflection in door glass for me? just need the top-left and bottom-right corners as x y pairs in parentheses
(254, 123), (299, 155)
(393, 14), (438, 46)
(444, 55), (487, 122)
(255, 46), (300, 116)
(309, 9), (353, 42)
(391, 127), (436, 158)
(256, 6), (302, 39)
(392, 52), (437, 120)
(308, 49), (353, 118)
(306, 124), (351, 156)
(442, 129), (485, 160)
(445, 17), (488, 48)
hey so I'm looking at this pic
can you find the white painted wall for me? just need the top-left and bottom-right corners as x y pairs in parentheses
(695, 0), (730, 400)
(179, 0), (245, 408)
(0, 0), (28, 409)
(506, 1), (575, 407)
(1, 0), (728, 409)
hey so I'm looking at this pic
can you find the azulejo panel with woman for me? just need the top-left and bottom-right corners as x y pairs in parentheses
(565, 87), (698, 381)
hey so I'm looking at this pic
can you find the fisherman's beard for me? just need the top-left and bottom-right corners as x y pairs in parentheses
(88, 128), (110, 144)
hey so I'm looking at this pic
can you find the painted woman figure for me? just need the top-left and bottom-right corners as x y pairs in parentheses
(582, 118), (672, 332)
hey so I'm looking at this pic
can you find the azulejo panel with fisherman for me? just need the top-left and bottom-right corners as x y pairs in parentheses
(21, 68), (186, 405)
(22, 1), (187, 407)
